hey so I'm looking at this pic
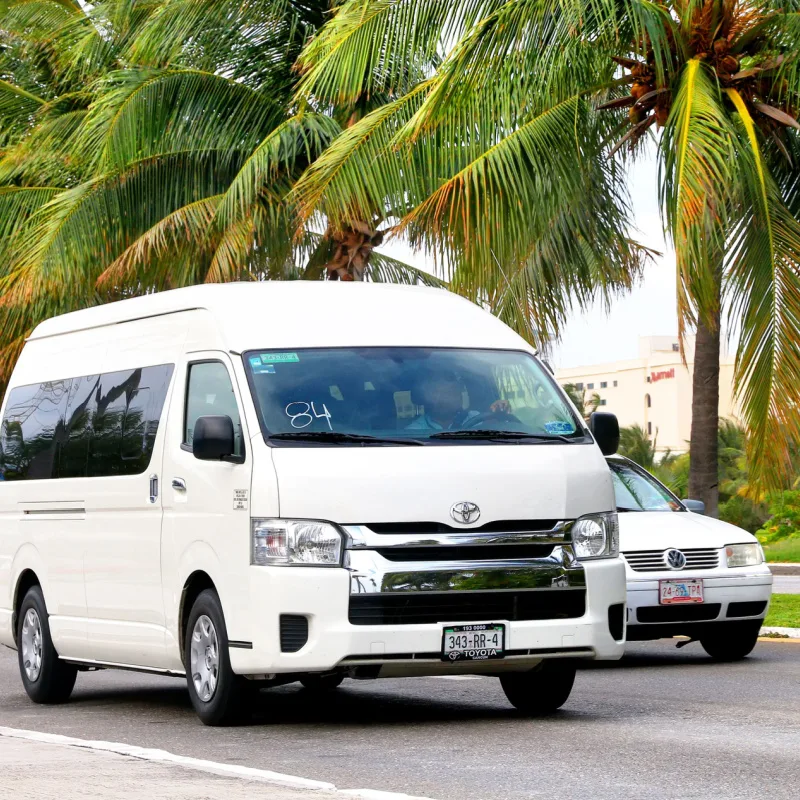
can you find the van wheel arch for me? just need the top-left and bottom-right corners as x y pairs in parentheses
(179, 572), (217, 661)
(13, 570), (41, 646)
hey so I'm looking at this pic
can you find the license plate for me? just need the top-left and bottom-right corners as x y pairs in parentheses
(441, 623), (505, 662)
(660, 579), (704, 604)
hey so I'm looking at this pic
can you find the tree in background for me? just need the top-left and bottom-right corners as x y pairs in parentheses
(295, 0), (800, 508)
(0, 0), (642, 388)
(562, 383), (601, 421)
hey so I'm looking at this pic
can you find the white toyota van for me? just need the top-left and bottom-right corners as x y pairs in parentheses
(0, 282), (625, 725)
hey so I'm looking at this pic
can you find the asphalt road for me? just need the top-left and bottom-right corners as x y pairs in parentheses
(774, 575), (800, 594)
(1, 640), (798, 799)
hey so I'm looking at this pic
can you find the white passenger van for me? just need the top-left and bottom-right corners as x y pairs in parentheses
(0, 283), (625, 725)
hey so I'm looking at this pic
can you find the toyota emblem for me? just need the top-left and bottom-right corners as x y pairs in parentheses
(450, 501), (480, 525)
(665, 549), (687, 570)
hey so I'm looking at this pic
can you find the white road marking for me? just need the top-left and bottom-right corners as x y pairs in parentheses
(0, 726), (436, 799)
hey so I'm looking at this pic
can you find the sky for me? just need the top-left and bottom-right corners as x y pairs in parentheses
(383, 150), (680, 371)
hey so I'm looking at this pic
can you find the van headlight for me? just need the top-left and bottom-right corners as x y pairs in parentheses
(251, 519), (343, 566)
(570, 512), (619, 560)
(726, 543), (763, 568)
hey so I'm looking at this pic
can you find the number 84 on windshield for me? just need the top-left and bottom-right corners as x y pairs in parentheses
(285, 401), (333, 430)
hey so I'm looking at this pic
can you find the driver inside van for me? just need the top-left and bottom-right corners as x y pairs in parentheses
(406, 373), (511, 431)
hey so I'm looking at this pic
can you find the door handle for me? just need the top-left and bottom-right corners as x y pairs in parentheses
(149, 474), (159, 503)
(172, 478), (187, 491)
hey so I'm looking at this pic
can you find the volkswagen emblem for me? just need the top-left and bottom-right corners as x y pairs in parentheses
(665, 549), (687, 570)
(450, 501), (480, 525)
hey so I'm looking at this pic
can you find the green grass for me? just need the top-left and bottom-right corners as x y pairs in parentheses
(762, 537), (800, 563)
(765, 594), (800, 628)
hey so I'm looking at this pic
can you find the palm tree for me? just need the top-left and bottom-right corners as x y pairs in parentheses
(562, 383), (602, 421)
(618, 424), (658, 469)
(0, 0), (447, 381)
(295, 0), (800, 504)
(0, 0), (642, 388)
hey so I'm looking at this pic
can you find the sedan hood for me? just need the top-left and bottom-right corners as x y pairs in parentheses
(270, 444), (612, 526)
(618, 510), (757, 551)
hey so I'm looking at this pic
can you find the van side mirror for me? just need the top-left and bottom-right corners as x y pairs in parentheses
(682, 499), (706, 515)
(192, 415), (235, 461)
(589, 412), (619, 456)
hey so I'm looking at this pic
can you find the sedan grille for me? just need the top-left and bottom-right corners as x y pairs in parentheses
(623, 548), (720, 572)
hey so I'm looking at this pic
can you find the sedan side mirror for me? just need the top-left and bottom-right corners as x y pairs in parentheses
(682, 499), (706, 515)
(589, 412), (620, 456)
(192, 415), (235, 461)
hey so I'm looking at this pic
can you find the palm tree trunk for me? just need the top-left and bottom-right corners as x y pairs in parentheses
(688, 305), (721, 517)
(323, 222), (384, 281)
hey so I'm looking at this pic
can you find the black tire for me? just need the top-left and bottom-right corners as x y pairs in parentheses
(300, 674), (344, 692)
(184, 589), (254, 726)
(17, 585), (77, 704)
(500, 660), (576, 714)
(700, 621), (762, 661)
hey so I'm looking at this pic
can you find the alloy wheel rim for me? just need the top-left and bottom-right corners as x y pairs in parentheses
(190, 615), (219, 703)
(21, 608), (43, 682)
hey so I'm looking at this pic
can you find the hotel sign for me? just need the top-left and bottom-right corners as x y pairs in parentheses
(650, 368), (675, 383)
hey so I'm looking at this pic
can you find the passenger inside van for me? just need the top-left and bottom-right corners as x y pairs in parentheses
(405, 372), (512, 431)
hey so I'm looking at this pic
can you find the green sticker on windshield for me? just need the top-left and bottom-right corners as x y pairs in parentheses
(260, 352), (299, 363)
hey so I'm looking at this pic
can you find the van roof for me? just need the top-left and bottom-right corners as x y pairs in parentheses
(29, 282), (531, 352)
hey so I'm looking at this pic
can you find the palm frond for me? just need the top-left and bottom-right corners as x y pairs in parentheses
(217, 112), (340, 229)
(76, 68), (283, 172)
(725, 89), (800, 491)
(660, 59), (736, 336)
(295, 0), (491, 108)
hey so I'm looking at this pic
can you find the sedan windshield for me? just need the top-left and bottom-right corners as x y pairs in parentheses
(243, 347), (584, 444)
(609, 460), (684, 512)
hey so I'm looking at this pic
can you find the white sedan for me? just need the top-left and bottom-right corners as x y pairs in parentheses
(608, 456), (773, 660)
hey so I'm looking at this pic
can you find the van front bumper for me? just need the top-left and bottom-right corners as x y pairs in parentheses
(228, 556), (626, 676)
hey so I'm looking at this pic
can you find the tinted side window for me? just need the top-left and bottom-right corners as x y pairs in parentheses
(60, 374), (100, 479)
(185, 362), (243, 456)
(120, 365), (173, 474)
(89, 365), (174, 477)
(0, 381), (71, 480)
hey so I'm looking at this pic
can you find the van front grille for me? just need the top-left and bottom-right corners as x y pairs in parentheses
(362, 520), (561, 535)
(374, 543), (556, 562)
(348, 589), (586, 626)
(623, 548), (720, 572)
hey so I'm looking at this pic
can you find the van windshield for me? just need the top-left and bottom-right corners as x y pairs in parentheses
(243, 348), (585, 444)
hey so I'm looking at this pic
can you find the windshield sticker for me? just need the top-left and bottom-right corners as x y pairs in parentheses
(253, 364), (276, 374)
(260, 352), (299, 363)
(249, 355), (262, 368)
(544, 420), (576, 435)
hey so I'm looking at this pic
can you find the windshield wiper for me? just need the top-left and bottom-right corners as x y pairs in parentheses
(269, 431), (424, 446)
(429, 430), (575, 442)
(616, 507), (644, 513)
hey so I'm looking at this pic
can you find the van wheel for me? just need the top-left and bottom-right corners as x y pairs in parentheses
(185, 589), (253, 726)
(300, 674), (344, 692)
(700, 621), (761, 661)
(499, 660), (576, 714)
(17, 586), (77, 704)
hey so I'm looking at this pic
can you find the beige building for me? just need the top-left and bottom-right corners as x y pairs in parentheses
(555, 336), (738, 454)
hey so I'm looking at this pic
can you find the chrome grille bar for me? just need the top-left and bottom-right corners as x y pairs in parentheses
(623, 548), (720, 572)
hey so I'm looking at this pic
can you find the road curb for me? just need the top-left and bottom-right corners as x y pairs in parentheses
(0, 726), (437, 800)
(760, 625), (800, 640)
(768, 563), (800, 576)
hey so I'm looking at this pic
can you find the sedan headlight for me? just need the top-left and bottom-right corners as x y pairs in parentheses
(251, 519), (343, 566)
(571, 512), (619, 559)
(726, 543), (763, 568)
